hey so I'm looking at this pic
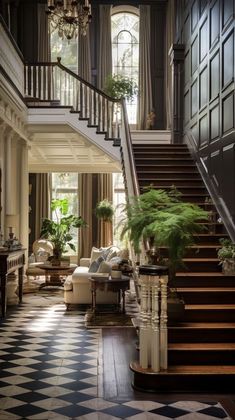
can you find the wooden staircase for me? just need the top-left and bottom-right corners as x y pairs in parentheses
(130, 143), (235, 392)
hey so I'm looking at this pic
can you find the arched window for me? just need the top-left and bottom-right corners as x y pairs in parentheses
(111, 7), (139, 124)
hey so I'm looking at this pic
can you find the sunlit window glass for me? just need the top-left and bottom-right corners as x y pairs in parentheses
(51, 173), (79, 255)
(50, 24), (78, 74)
(111, 11), (139, 124)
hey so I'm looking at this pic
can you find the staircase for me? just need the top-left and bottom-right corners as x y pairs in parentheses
(131, 143), (235, 392)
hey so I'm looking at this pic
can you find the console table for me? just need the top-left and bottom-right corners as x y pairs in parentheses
(89, 275), (130, 313)
(0, 249), (25, 317)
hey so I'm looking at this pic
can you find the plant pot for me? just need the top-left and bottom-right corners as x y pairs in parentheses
(222, 259), (235, 276)
(167, 294), (185, 325)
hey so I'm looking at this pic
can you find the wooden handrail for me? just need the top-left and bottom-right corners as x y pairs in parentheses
(121, 98), (139, 197)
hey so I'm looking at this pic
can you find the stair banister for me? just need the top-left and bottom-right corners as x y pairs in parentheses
(185, 131), (235, 242)
(24, 58), (121, 143)
(120, 100), (169, 372)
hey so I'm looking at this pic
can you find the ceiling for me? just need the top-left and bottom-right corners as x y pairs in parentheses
(27, 124), (121, 173)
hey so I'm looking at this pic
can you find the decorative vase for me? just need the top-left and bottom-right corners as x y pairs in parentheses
(222, 259), (235, 276)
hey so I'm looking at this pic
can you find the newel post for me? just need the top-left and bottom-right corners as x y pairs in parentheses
(138, 265), (169, 373)
(169, 44), (185, 144)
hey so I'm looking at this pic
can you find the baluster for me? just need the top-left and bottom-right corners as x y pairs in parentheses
(160, 276), (168, 370)
(77, 80), (81, 112)
(44, 66), (49, 101)
(51, 66), (54, 101)
(80, 83), (84, 117)
(38, 66), (41, 100)
(68, 74), (71, 105)
(24, 65), (28, 96)
(139, 275), (151, 369)
(151, 276), (160, 372)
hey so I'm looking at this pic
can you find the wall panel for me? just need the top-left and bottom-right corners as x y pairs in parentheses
(179, 0), (235, 238)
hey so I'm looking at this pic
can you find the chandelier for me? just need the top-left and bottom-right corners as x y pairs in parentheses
(46, 0), (92, 40)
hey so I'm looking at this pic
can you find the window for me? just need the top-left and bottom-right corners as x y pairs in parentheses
(111, 7), (139, 124)
(50, 24), (78, 73)
(51, 173), (79, 255)
(113, 173), (126, 248)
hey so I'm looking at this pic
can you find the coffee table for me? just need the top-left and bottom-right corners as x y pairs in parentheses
(38, 263), (77, 288)
(89, 275), (130, 313)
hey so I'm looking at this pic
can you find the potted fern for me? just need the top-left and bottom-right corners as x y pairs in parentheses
(95, 199), (114, 222)
(217, 238), (235, 275)
(40, 198), (87, 265)
(121, 188), (209, 282)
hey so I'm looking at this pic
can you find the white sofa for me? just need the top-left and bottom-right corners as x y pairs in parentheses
(64, 246), (129, 307)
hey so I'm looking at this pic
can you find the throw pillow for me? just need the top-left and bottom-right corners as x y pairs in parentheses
(106, 246), (120, 262)
(88, 256), (105, 273)
(90, 247), (104, 264)
(97, 260), (112, 274)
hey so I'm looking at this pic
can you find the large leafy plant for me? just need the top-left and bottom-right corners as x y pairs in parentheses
(121, 188), (209, 278)
(103, 74), (138, 101)
(40, 198), (86, 259)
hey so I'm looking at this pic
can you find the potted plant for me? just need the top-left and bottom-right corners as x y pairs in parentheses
(95, 199), (114, 222)
(217, 238), (235, 275)
(120, 188), (209, 319)
(103, 74), (138, 101)
(40, 198), (87, 265)
(121, 188), (208, 273)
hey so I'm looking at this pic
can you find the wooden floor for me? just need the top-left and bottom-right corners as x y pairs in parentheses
(102, 327), (235, 418)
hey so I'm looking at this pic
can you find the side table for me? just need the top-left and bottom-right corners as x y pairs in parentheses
(89, 275), (130, 313)
(39, 263), (77, 288)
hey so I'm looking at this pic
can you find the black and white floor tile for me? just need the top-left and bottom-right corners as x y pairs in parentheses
(0, 293), (232, 419)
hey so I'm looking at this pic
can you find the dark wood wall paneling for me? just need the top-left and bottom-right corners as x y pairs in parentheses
(176, 0), (235, 236)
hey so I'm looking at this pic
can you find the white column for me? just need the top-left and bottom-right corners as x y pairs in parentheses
(160, 275), (168, 370)
(20, 140), (29, 254)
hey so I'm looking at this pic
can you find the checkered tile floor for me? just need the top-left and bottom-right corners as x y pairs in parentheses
(0, 295), (232, 419)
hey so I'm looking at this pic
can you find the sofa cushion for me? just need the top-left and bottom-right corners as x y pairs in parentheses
(88, 255), (105, 273)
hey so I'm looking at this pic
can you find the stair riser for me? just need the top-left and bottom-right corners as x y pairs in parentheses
(169, 350), (235, 365)
(138, 183), (207, 194)
(178, 291), (235, 304)
(181, 261), (221, 272)
(134, 153), (192, 159)
(161, 248), (219, 258)
(131, 370), (235, 393)
(136, 165), (198, 173)
(194, 234), (228, 244)
(135, 159), (194, 166)
(136, 178), (204, 187)
(169, 328), (235, 343)
(175, 277), (235, 287)
(136, 171), (201, 179)
(184, 309), (235, 322)
(138, 189), (210, 202)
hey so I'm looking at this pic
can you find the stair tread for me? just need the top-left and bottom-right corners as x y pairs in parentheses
(176, 272), (227, 276)
(182, 258), (219, 261)
(170, 322), (235, 328)
(177, 287), (235, 292)
(169, 343), (235, 350)
(185, 304), (235, 310)
(131, 361), (235, 374)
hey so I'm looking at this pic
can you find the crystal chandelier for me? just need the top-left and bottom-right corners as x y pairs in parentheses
(46, 0), (92, 40)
